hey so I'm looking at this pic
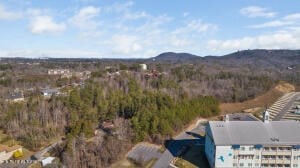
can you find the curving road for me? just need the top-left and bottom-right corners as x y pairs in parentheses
(152, 120), (206, 168)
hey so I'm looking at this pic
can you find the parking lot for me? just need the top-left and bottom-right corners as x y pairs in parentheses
(127, 143), (162, 164)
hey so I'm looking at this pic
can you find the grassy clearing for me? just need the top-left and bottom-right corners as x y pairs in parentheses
(175, 158), (197, 168)
(110, 158), (136, 168)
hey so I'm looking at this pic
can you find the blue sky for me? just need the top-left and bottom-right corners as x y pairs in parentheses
(1, 0), (300, 58)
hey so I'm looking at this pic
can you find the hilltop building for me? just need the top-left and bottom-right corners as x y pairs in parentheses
(205, 111), (300, 168)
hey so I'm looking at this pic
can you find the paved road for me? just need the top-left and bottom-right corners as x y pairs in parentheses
(273, 93), (300, 121)
(152, 120), (206, 168)
(29, 140), (63, 161)
(127, 144), (162, 163)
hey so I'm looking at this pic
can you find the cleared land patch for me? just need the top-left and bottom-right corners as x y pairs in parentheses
(220, 82), (295, 114)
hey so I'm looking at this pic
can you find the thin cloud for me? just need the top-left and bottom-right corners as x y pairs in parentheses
(283, 13), (300, 20)
(250, 20), (294, 29)
(240, 6), (276, 18)
(0, 4), (22, 20)
(207, 30), (300, 54)
(30, 15), (66, 34)
(69, 6), (100, 29)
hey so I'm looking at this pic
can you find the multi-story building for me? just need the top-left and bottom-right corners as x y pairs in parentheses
(48, 69), (70, 76)
(205, 111), (300, 168)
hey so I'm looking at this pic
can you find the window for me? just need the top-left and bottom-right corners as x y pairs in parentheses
(233, 163), (237, 167)
(293, 164), (298, 167)
(248, 163), (252, 167)
(255, 163), (259, 167)
(241, 147), (245, 151)
(294, 156), (298, 160)
(240, 163), (244, 167)
(256, 156), (259, 159)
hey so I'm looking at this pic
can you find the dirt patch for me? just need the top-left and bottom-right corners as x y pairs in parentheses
(275, 82), (295, 92)
(220, 82), (295, 114)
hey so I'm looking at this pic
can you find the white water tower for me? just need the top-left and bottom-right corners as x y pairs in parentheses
(139, 64), (147, 71)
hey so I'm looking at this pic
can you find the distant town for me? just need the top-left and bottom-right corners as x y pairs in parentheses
(0, 49), (298, 168)
(1, 0), (300, 167)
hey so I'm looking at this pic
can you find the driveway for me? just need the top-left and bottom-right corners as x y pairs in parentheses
(152, 120), (206, 168)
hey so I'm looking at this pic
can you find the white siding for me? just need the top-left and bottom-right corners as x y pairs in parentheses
(215, 146), (233, 168)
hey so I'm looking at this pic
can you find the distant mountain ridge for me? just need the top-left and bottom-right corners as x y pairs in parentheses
(150, 49), (300, 65)
(152, 52), (201, 62)
(1, 49), (300, 65)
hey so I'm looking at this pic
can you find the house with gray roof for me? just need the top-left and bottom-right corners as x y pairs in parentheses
(5, 92), (24, 102)
(205, 111), (300, 168)
(40, 88), (59, 97)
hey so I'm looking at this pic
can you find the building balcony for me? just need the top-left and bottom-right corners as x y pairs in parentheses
(262, 151), (277, 155)
(276, 159), (291, 164)
(276, 151), (291, 155)
(238, 150), (255, 155)
(261, 159), (276, 164)
(261, 158), (291, 165)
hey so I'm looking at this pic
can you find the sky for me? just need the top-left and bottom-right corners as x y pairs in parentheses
(1, 0), (300, 58)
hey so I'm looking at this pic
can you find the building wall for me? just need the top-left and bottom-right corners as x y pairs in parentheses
(232, 145), (260, 168)
(292, 148), (300, 168)
(205, 126), (215, 168)
(209, 145), (300, 168)
(215, 146), (234, 168)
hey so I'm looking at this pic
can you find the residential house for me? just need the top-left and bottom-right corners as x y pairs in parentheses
(73, 71), (91, 80)
(47, 69), (70, 75)
(40, 88), (59, 97)
(0, 145), (22, 163)
(41, 157), (56, 167)
(5, 92), (24, 102)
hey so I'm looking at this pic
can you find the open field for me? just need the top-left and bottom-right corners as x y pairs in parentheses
(220, 82), (295, 114)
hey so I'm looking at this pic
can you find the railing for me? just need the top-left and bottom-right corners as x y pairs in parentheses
(261, 158), (291, 164)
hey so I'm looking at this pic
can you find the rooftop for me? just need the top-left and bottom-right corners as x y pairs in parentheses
(208, 120), (300, 146)
(41, 88), (59, 94)
(6, 92), (23, 100)
(227, 113), (259, 121)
